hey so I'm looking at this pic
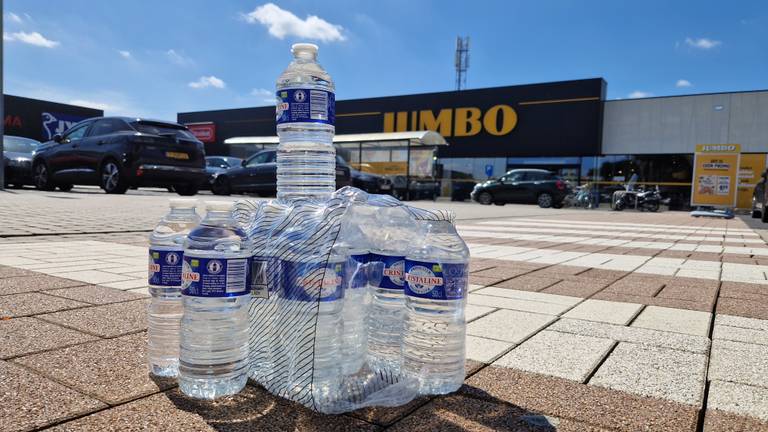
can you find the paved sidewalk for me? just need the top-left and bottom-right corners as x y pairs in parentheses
(2, 192), (768, 431)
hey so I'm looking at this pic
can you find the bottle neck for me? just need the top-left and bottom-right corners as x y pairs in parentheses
(169, 208), (197, 217)
(203, 210), (233, 224)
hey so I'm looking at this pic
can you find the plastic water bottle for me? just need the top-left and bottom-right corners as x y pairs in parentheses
(276, 43), (336, 200)
(367, 206), (411, 372)
(248, 202), (287, 388)
(281, 247), (345, 408)
(402, 216), (470, 394)
(341, 248), (369, 375)
(179, 201), (252, 399)
(147, 199), (200, 377)
(338, 203), (373, 375)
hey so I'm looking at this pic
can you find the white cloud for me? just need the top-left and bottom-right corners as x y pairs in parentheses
(166, 49), (193, 66)
(676, 79), (692, 88)
(68, 99), (114, 111)
(685, 37), (721, 50)
(243, 3), (345, 42)
(118, 50), (131, 59)
(3, 31), (59, 48)
(628, 91), (653, 99)
(251, 88), (274, 103)
(5, 12), (22, 23)
(189, 76), (226, 89)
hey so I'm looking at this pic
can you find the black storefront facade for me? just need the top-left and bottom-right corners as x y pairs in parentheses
(4, 95), (103, 143)
(178, 78), (607, 194)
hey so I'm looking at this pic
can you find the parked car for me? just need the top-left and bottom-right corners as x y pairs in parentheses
(32, 117), (206, 195)
(210, 149), (351, 196)
(470, 169), (570, 208)
(3, 135), (40, 188)
(753, 170), (767, 221)
(205, 156), (242, 192)
(390, 176), (440, 201)
(350, 168), (392, 194)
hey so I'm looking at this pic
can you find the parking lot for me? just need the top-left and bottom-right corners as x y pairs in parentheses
(2, 187), (768, 431)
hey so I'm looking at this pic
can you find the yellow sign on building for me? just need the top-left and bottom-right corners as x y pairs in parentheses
(737, 153), (767, 209)
(691, 144), (741, 207)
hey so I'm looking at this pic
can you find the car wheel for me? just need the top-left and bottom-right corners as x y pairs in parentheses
(537, 193), (553, 208)
(493, 202), (505, 206)
(33, 162), (55, 191)
(175, 184), (199, 196)
(57, 184), (74, 192)
(211, 176), (231, 195)
(100, 160), (128, 194)
(477, 191), (493, 205)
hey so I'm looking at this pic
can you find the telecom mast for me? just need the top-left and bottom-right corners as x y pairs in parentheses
(455, 36), (470, 91)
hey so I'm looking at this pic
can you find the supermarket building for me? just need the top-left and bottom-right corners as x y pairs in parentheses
(178, 78), (768, 209)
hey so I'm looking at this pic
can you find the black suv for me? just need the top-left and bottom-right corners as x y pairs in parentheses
(471, 169), (569, 208)
(211, 149), (351, 196)
(32, 117), (206, 195)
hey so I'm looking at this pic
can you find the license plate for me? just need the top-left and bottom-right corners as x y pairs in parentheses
(166, 151), (189, 160)
(380, 184), (391, 190)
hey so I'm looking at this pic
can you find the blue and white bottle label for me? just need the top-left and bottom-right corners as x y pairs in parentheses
(181, 255), (250, 297)
(148, 248), (183, 287)
(405, 260), (468, 300)
(370, 254), (405, 290)
(282, 260), (344, 302)
(276, 88), (335, 126)
(346, 253), (369, 290)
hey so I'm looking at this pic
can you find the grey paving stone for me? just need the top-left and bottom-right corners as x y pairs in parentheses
(37, 298), (149, 338)
(0, 292), (88, 318)
(465, 335), (514, 363)
(45, 284), (146, 305)
(713, 324), (768, 346)
(465, 303), (496, 322)
(496, 330), (614, 382)
(707, 380), (768, 422)
(0, 360), (106, 432)
(14, 332), (173, 405)
(630, 305), (712, 336)
(0, 265), (34, 279)
(0, 317), (99, 359)
(709, 339), (768, 388)
(562, 299), (643, 325)
(715, 314), (768, 330)
(467, 309), (556, 343)
(0, 274), (87, 295)
(468, 291), (578, 315)
(590, 342), (707, 406)
(548, 318), (710, 354)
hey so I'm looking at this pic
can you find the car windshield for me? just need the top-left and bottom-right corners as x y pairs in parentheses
(131, 122), (196, 140)
(3, 136), (39, 153)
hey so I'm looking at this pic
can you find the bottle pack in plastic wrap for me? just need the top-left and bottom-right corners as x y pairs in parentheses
(232, 186), (469, 413)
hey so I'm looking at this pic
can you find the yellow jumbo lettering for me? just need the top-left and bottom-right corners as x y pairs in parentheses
(453, 107), (482, 136)
(483, 105), (517, 136)
(418, 109), (452, 137)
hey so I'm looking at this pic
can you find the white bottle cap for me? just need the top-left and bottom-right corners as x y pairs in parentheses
(169, 198), (197, 209)
(291, 43), (318, 58)
(205, 200), (234, 212)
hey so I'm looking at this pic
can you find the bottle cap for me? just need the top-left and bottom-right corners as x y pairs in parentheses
(204, 201), (234, 212)
(291, 43), (318, 58)
(169, 198), (197, 209)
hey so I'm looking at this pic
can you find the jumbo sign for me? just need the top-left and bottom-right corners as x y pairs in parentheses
(382, 105), (518, 138)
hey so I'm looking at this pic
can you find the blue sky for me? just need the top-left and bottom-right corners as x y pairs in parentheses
(4, 0), (767, 120)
